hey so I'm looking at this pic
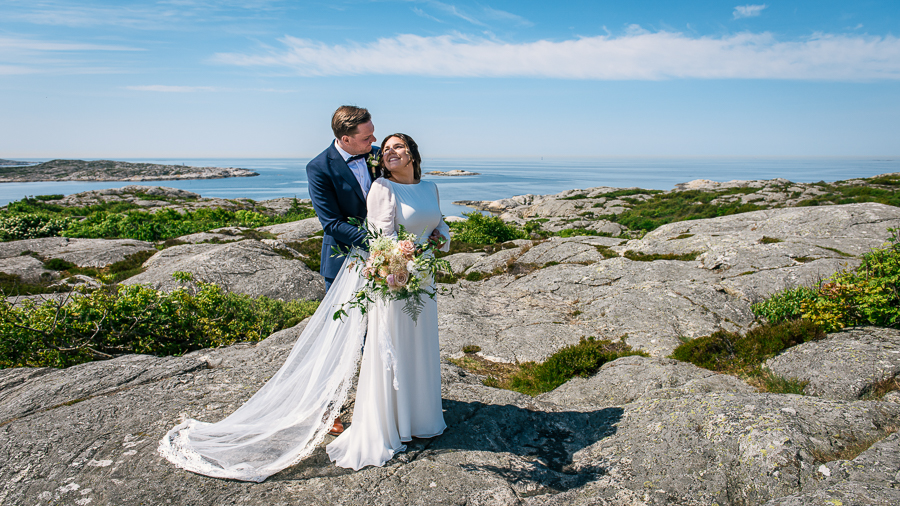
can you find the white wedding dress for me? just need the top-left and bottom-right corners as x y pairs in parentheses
(158, 178), (449, 481)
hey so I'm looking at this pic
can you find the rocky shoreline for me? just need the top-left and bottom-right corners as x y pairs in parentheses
(2, 175), (900, 505)
(0, 159), (257, 182)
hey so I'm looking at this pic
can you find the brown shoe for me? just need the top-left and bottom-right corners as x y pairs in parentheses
(328, 418), (344, 436)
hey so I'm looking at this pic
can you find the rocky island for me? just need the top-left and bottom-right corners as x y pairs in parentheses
(426, 169), (480, 176)
(2, 174), (900, 505)
(0, 159), (30, 167)
(0, 159), (258, 182)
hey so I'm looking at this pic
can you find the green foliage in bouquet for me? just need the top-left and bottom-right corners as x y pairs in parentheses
(0, 272), (319, 368)
(448, 212), (528, 245)
(333, 219), (451, 323)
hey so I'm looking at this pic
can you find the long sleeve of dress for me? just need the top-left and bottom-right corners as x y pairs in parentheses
(366, 179), (397, 238)
(433, 184), (451, 253)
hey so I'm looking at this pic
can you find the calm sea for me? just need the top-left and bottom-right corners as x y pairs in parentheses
(2, 157), (897, 217)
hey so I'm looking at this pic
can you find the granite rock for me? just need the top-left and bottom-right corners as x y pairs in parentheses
(765, 326), (900, 400)
(123, 240), (325, 301)
(0, 237), (156, 268)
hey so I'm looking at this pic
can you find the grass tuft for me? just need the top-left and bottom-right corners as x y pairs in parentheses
(460, 336), (648, 396)
(623, 250), (701, 262)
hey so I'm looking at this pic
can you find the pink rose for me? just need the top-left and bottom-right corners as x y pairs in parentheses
(398, 240), (415, 259)
(393, 270), (408, 286)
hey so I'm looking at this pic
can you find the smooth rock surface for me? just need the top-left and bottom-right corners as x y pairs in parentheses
(0, 255), (55, 283)
(257, 217), (323, 242)
(0, 237), (156, 267)
(3, 329), (900, 506)
(538, 355), (755, 408)
(766, 326), (900, 400)
(438, 204), (900, 359)
(123, 240), (325, 301)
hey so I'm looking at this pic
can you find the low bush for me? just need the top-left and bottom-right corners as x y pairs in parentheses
(670, 319), (825, 374)
(0, 274), (320, 368)
(0, 196), (317, 243)
(751, 229), (900, 332)
(448, 212), (528, 245)
(0, 214), (73, 241)
(623, 250), (701, 261)
(504, 337), (648, 396)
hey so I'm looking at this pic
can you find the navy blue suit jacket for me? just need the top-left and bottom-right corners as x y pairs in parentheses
(306, 142), (380, 283)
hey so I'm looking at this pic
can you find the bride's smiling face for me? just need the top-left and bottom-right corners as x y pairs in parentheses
(382, 137), (412, 172)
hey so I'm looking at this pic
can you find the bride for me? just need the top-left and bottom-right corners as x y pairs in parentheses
(158, 133), (450, 481)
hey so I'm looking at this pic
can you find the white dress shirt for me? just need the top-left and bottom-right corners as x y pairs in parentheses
(334, 141), (372, 197)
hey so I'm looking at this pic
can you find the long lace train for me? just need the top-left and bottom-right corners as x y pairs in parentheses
(158, 254), (367, 483)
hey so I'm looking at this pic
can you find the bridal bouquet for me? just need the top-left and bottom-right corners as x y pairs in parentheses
(333, 219), (451, 323)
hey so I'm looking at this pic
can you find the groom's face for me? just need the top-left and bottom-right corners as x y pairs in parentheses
(342, 121), (376, 156)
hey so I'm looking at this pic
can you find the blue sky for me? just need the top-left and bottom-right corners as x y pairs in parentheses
(1, 0), (898, 158)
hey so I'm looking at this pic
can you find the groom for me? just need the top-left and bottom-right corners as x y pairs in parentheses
(306, 105), (380, 292)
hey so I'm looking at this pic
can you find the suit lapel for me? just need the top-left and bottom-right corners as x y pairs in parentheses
(327, 144), (366, 204)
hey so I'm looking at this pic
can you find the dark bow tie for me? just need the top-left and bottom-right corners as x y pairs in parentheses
(347, 154), (367, 163)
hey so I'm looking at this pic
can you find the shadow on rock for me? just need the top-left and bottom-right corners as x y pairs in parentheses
(271, 400), (622, 490)
(432, 400), (622, 491)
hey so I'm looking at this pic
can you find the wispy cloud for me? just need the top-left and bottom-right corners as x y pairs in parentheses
(0, 37), (142, 52)
(126, 85), (217, 92)
(411, 1), (531, 28)
(212, 31), (900, 81)
(412, 6), (443, 23)
(0, 35), (145, 75)
(733, 4), (767, 19)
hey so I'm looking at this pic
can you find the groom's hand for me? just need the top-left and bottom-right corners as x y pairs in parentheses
(428, 229), (446, 246)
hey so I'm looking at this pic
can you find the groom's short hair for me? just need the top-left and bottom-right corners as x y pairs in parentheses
(331, 106), (371, 139)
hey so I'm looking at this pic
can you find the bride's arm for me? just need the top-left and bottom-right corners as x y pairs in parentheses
(433, 184), (451, 253)
(366, 179), (397, 237)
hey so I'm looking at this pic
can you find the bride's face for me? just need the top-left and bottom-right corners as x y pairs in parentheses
(382, 137), (413, 173)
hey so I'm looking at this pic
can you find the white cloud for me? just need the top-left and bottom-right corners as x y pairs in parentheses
(733, 4), (767, 19)
(125, 85), (218, 92)
(211, 31), (900, 81)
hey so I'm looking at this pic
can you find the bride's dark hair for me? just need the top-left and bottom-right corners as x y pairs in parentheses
(379, 133), (422, 181)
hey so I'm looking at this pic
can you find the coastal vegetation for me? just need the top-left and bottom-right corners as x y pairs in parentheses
(0, 195), (316, 242)
(451, 336), (648, 396)
(671, 229), (900, 393)
(0, 272), (319, 368)
(752, 228), (900, 332)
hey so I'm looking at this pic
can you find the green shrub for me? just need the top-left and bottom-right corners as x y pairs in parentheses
(623, 250), (701, 261)
(0, 214), (73, 241)
(670, 319), (825, 374)
(0, 272), (58, 296)
(0, 275), (320, 368)
(0, 196), (317, 243)
(44, 258), (76, 271)
(752, 286), (819, 324)
(449, 212), (527, 245)
(286, 238), (323, 272)
(507, 337), (648, 396)
(555, 228), (610, 238)
(751, 230), (900, 332)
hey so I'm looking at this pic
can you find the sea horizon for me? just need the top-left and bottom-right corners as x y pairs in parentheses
(2, 156), (897, 217)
